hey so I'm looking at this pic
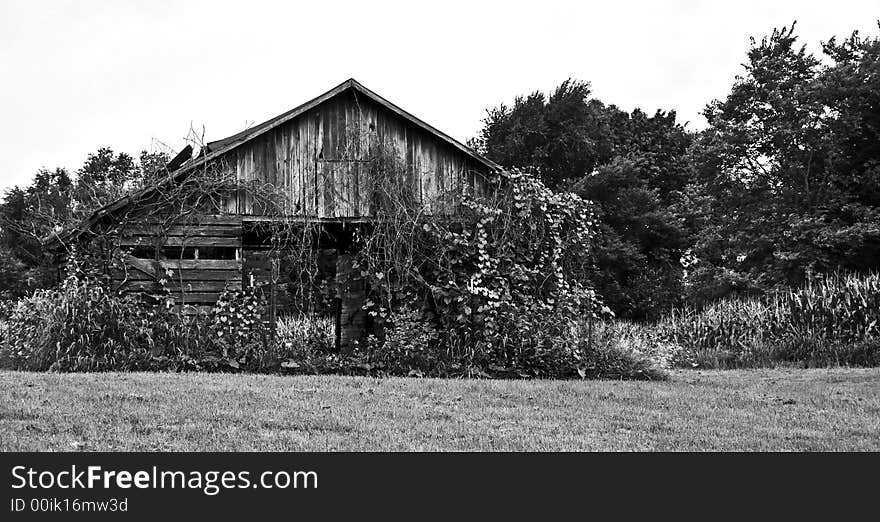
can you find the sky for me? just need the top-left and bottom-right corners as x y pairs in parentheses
(1, 0), (877, 193)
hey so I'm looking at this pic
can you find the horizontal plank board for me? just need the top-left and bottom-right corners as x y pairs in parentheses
(122, 257), (242, 276)
(244, 251), (275, 259)
(170, 292), (224, 304)
(175, 269), (244, 281)
(120, 280), (242, 293)
(139, 215), (243, 226)
(121, 290), (223, 304)
(116, 236), (242, 247)
(110, 269), (157, 282)
(160, 259), (241, 270)
(121, 256), (241, 271)
(120, 225), (242, 237)
(112, 268), (243, 282)
(122, 256), (158, 276)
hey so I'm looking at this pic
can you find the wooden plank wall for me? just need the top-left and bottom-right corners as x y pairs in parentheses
(221, 90), (491, 218)
(104, 88), (496, 329)
(112, 215), (243, 307)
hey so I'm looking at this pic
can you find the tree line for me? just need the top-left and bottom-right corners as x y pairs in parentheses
(2, 23), (878, 319)
(471, 23), (880, 318)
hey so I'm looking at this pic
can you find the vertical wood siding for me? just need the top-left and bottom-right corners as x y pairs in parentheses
(221, 90), (490, 218)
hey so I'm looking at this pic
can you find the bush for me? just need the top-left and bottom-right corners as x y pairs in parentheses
(0, 274), (275, 372)
(0, 271), (667, 379)
(208, 285), (272, 369)
(275, 314), (334, 355)
(271, 314), (339, 372)
(352, 309), (666, 380)
(348, 169), (636, 379)
(574, 320), (669, 379)
(363, 306), (440, 376)
(571, 272), (880, 371)
(0, 275), (155, 371)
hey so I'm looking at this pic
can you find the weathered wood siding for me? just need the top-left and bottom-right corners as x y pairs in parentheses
(221, 90), (489, 218)
(105, 85), (495, 340)
(112, 215), (243, 308)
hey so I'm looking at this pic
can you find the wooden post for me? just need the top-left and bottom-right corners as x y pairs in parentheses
(335, 253), (366, 353)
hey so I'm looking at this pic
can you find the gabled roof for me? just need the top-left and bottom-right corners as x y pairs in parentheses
(46, 79), (501, 246)
(202, 78), (501, 170)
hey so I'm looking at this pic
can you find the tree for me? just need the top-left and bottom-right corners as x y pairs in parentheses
(138, 150), (173, 188)
(0, 147), (171, 299)
(474, 80), (695, 318)
(688, 22), (880, 302)
(573, 110), (694, 318)
(0, 167), (73, 296)
(72, 148), (139, 216)
(470, 79), (622, 190)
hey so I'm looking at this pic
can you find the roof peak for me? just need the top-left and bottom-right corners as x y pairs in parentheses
(202, 78), (500, 171)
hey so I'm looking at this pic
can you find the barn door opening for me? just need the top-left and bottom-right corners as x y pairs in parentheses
(240, 220), (370, 353)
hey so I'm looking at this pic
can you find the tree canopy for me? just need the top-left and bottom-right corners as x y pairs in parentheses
(0, 148), (170, 297)
(475, 22), (880, 317)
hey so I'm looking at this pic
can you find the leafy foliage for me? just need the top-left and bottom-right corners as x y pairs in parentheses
(688, 23), (880, 301)
(362, 306), (440, 376)
(4, 22), (880, 375)
(0, 273), (154, 371)
(0, 148), (171, 300)
(210, 285), (272, 368)
(470, 79), (619, 190)
(474, 80), (695, 319)
(618, 272), (880, 369)
(349, 166), (615, 377)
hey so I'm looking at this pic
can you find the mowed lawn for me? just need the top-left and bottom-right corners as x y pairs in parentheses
(1, 369), (878, 451)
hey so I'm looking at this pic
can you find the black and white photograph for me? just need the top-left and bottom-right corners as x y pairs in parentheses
(1, 0), (879, 515)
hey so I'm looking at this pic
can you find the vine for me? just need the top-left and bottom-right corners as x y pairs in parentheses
(52, 117), (607, 376)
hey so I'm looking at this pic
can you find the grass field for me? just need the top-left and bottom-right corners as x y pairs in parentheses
(1, 369), (878, 451)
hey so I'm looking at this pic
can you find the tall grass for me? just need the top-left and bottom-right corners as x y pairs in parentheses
(658, 272), (880, 368)
(274, 314), (335, 358)
(578, 272), (880, 369)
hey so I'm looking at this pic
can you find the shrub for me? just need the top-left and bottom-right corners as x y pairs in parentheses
(351, 169), (621, 378)
(0, 271), (667, 379)
(574, 320), (669, 379)
(275, 314), (334, 355)
(363, 306), (440, 375)
(0, 275), (155, 371)
(271, 313), (336, 372)
(0, 274), (278, 372)
(209, 285), (272, 368)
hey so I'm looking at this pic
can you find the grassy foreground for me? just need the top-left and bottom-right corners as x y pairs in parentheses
(1, 369), (878, 451)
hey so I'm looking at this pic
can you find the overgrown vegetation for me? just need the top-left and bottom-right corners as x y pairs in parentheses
(1, 22), (879, 377)
(473, 23), (880, 319)
(0, 270), (664, 379)
(0, 142), (661, 379)
(578, 272), (880, 369)
(0, 160), (664, 379)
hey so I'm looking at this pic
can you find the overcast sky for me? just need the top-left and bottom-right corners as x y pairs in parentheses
(1, 0), (877, 193)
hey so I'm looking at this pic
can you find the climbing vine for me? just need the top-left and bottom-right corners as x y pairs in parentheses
(39, 119), (609, 377)
(350, 162), (606, 374)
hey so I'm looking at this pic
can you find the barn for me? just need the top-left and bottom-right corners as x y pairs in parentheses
(53, 79), (502, 349)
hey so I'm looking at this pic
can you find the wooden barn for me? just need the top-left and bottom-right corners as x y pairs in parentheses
(54, 79), (502, 349)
